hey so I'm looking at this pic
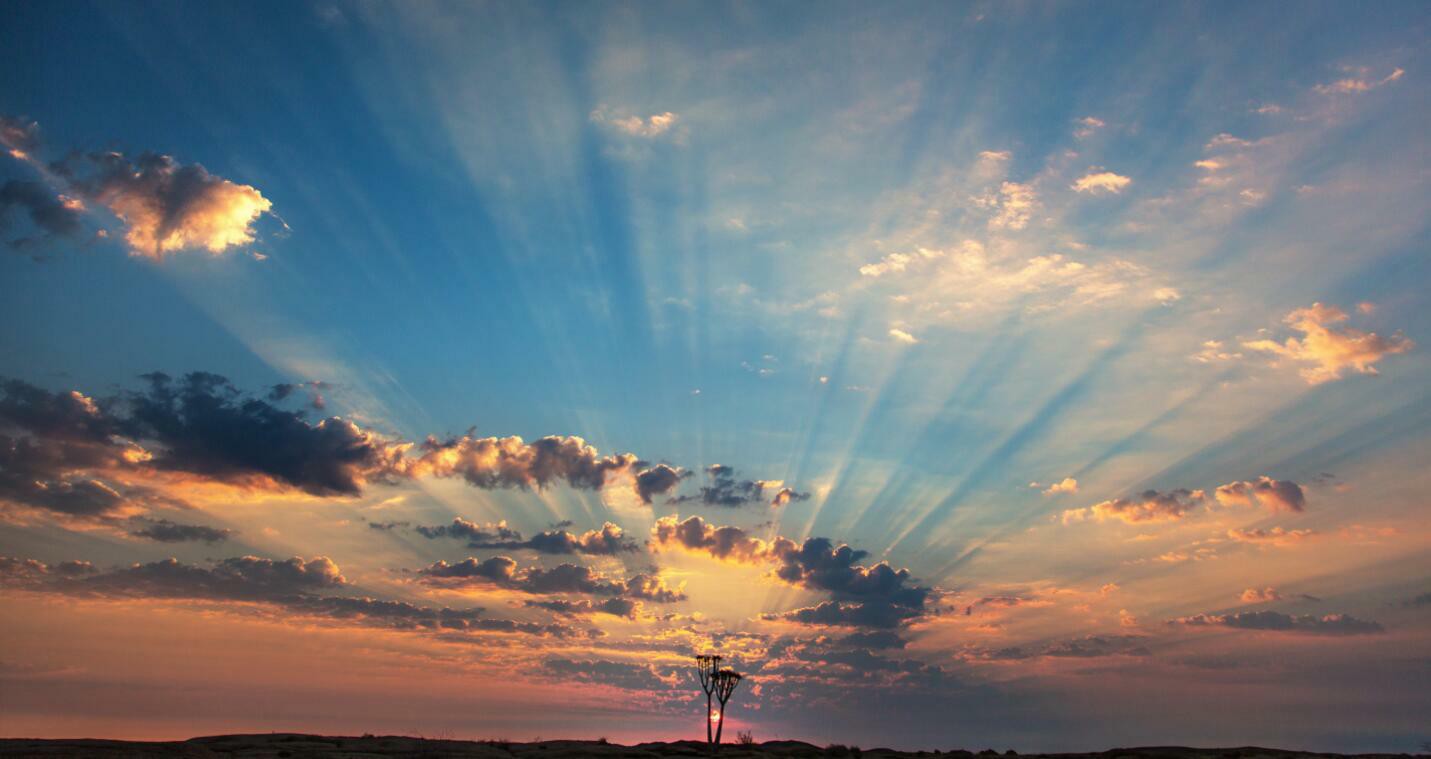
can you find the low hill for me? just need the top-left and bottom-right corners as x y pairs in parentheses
(0, 735), (1416, 759)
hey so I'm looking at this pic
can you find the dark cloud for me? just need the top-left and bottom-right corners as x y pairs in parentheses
(668, 464), (808, 508)
(1401, 591), (1431, 608)
(367, 520), (409, 531)
(268, 381), (330, 411)
(414, 517), (522, 542)
(129, 518), (233, 544)
(539, 659), (680, 692)
(121, 372), (405, 496)
(524, 597), (637, 618)
(414, 518), (636, 555)
(2, 374), (793, 522)
(1042, 635), (1151, 658)
(961, 635), (1150, 661)
(838, 631), (908, 650)
(0, 180), (85, 248)
(1170, 610), (1384, 635)
(0, 555), (579, 636)
(653, 515), (933, 628)
(418, 556), (685, 603)
(633, 463), (688, 504)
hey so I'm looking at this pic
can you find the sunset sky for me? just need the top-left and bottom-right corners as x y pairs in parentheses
(1, 1), (1429, 752)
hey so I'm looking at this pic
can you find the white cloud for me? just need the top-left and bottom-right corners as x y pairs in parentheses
(986, 182), (1037, 230)
(1242, 302), (1414, 384)
(1074, 116), (1106, 139)
(1072, 171), (1132, 194)
(889, 328), (919, 344)
(590, 107), (680, 137)
(1314, 67), (1404, 95)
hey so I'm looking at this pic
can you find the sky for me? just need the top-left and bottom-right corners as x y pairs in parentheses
(0, 0), (1428, 752)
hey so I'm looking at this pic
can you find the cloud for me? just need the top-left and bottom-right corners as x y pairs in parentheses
(1071, 171), (1132, 194)
(2, 117), (273, 259)
(653, 515), (933, 628)
(414, 518), (523, 542)
(1213, 477), (1305, 513)
(428, 520), (640, 556)
(1225, 526), (1317, 546)
(65, 152), (272, 258)
(1314, 67), (1404, 95)
(1063, 488), (1206, 524)
(987, 181), (1036, 230)
(1065, 477), (1306, 525)
(128, 517), (234, 544)
(589, 107), (680, 138)
(0, 180), (85, 248)
(962, 634), (1149, 661)
(524, 597), (637, 618)
(860, 246), (943, 278)
(1074, 116), (1105, 139)
(1, 373), (718, 519)
(1170, 611), (1383, 635)
(1036, 477), (1078, 496)
(419, 556), (686, 603)
(0, 116), (42, 156)
(634, 463), (688, 504)
(0, 554), (582, 636)
(889, 328), (919, 344)
(1240, 587), (1283, 603)
(667, 465), (807, 509)
(119, 372), (407, 496)
(1242, 303), (1413, 384)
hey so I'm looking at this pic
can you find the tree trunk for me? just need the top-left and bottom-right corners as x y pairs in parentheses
(705, 692), (713, 746)
(714, 703), (726, 749)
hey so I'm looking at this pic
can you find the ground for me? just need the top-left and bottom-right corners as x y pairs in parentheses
(0, 736), (1420, 759)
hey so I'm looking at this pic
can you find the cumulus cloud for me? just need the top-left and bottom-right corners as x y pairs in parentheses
(66, 152), (272, 258)
(1064, 477), (1306, 525)
(1036, 477), (1078, 496)
(1213, 477), (1305, 513)
(889, 328), (920, 344)
(1071, 170), (1132, 194)
(419, 520), (639, 556)
(653, 515), (933, 628)
(667, 465), (807, 509)
(0, 373), (709, 519)
(1243, 303), (1413, 384)
(419, 556), (686, 603)
(1170, 610), (1383, 635)
(1063, 488), (1206, 524)
(1240, 587), (1283, 603)
(524, 597), (637, 618)
(3, 117), (275, 259)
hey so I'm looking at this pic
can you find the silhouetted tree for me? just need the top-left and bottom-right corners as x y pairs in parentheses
(695, 654), (722, 746)
(712, 667), (743, 749)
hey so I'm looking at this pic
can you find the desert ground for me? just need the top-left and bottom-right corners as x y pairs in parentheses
(0, 735), (1420, 759)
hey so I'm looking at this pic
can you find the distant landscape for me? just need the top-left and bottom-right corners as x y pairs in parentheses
(0, 736), (1424, 759)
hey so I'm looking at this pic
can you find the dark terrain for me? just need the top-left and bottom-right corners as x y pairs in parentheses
(0, 736), (1421, 759)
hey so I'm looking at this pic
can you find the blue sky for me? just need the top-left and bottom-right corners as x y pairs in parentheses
(1, 1), (1428, 751)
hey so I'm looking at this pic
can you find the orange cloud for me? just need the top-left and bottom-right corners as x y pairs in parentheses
(1243, 303), (1413, 384)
